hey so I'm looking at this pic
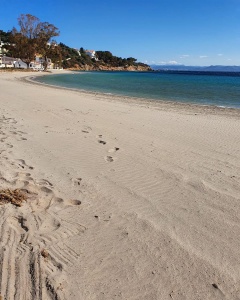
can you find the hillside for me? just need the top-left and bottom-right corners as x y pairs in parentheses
(0, 30), (151, 71)
(59, 44), (151, 71)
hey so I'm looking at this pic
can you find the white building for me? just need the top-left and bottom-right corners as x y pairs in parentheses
(0, 44), (53, 70)
(0, 39), (12, 56)
(0, 41), (4, 55)
(29, 56), (52, 70)
(85, 50), (96, 59)
(14, 59), (27, 69)
(0, 55), (15, 68)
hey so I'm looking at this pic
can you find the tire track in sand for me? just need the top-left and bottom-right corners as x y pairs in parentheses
(0, 114), (85, 300)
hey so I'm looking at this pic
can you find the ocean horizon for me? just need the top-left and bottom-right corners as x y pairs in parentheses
(35, 71), (240, 109)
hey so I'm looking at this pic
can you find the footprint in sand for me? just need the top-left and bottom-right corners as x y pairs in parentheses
(108, 147), (120, 153)
(37, 178), (53, 187)
(96, 134), (107, 145)
(67, 199), (82, 206)
(15, 159), (34, 170)
(105, 156), (114, 162)
(71, 177), (82, 186)
(83, 125), (92, 132)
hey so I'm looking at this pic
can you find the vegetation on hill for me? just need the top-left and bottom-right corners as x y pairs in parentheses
(96, 51), (136, 67)
(0, 14), (151, 71)
(0, 30), (11, 43)
(58, 43), (93, 69)
(59, 48), (150, 70)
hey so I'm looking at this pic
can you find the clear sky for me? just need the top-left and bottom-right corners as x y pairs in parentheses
(1, 0), (240, 66)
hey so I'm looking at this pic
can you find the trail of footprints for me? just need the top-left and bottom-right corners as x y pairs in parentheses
(0, 115), (85, 300)
(81, 128), (120, 162)
(0, 115), (118, 299)
(96, 134), (120, 163)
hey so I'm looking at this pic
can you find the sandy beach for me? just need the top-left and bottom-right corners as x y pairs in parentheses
(0, 70), (240, 300)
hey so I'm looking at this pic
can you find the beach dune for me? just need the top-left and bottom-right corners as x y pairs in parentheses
(0, 71), (240, 299)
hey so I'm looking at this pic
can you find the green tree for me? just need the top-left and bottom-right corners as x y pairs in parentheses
(79, 47), (85, 54)
(0, 30), (11, 43)
(127, 57), (137, 65)
(46, 43), (62, 68)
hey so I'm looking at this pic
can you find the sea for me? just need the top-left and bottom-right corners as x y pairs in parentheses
(35, 71), (240, 109)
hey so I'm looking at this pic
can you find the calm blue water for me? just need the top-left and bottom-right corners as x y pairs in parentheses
(35, 71), (240, 108)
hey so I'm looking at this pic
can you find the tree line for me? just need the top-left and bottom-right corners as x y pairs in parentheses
(1, 14), (149, 70)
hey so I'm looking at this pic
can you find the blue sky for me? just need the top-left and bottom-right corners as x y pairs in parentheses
(1, 0), (240, 66)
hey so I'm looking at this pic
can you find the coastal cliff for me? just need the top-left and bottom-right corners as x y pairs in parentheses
(68, 63), (152, 71)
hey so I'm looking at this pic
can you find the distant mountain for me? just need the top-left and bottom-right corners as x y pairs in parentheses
(203, 65), (240, 72)
(151, 64), (240, 72)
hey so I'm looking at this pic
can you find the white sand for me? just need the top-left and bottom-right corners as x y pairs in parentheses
(0, 70), (240, 299)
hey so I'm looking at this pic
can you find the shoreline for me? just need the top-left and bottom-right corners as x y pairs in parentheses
(0, 71), (240, 299)
(23, 70), (240, 118)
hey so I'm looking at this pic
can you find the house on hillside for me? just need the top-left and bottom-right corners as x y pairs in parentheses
(85, 50), (96, 59)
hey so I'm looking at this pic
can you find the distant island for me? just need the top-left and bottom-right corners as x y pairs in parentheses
(151, 64), (240, 73)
